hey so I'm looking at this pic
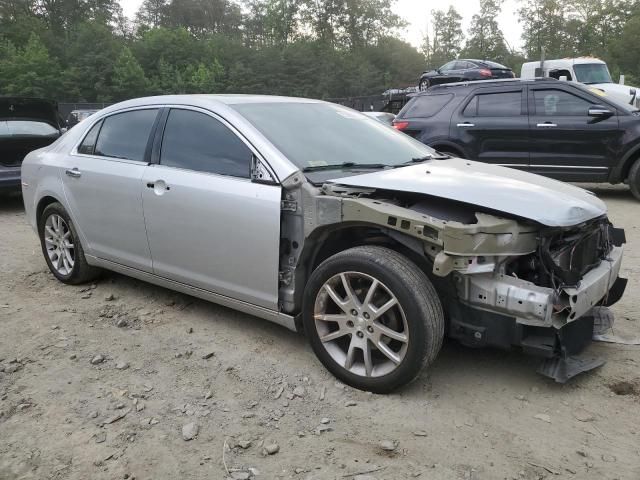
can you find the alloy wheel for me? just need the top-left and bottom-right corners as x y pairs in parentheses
(44, 214), (75, 276)
(313, 271), (409, 378)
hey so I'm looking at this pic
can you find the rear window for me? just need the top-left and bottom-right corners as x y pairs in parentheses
(0, 120), (59, 137)
(399, 94), (453, 118)
(480, 60), (509, 69)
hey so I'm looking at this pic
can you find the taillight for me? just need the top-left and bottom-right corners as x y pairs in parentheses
(479, 69), (492, 77)
(393, 121), (409, 131)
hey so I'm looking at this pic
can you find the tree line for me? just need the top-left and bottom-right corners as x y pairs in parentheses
(1, 0), (640, 103)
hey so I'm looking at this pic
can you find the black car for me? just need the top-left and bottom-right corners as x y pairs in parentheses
(418, 59), (514, 91)
(1, 97), (65, 192)
(66, 109), (99, 128)
(393, 78), (640, 200)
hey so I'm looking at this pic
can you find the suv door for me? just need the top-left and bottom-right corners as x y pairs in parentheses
(528, 85), (622, 181)
(450, 86), (529, 167)
(62, 108), (160, 272)
(141, 107), (281, 309)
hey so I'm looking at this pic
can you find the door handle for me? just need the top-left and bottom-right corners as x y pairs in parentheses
(457, 122), (475, 127)
(65, 168), (81, 178)
(146, 180), (170, 192)
(537, 122), (557, 128)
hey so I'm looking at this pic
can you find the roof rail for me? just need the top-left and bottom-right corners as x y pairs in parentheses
(427, 77), (558, 92)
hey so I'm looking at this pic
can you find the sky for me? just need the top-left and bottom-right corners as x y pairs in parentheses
(119, 0), (524, 51)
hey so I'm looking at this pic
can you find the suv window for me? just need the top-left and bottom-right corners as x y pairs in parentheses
(534, 89), (592, 116)
(464, 91), (522, 116)
(400, 94), (453, 118)
(78, 120), (102, 155)
(95, 109), (158, 161)
(160, 109), (252, 178)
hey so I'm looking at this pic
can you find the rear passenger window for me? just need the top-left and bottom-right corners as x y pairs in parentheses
(160, 109), (252, 178)
(77, 120), (102, 155)
(400, 94), (453, 118)
(465, 91), (522, 116)
(533, 89), (591, 116)
(94, 109), (158, 162)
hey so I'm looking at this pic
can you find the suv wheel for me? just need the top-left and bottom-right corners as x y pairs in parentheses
(629, 157), (640, 201)
(419, 79), (430, 91)
(38, 202), (101, 284)
(303, 246), (444, 393)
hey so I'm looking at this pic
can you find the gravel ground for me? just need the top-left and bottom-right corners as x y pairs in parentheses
(1, 185), (639, 480)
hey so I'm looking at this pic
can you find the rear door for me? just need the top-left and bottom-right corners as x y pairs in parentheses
(450, 86), (529, 167)
(527, 85), (622, 181)
(62, 108), (160, 272)
(141, 107), (282, 309)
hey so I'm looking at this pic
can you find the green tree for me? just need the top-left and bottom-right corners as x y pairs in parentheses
(110, 46), (149, 100)
(463, 0), (509, 62)
(0, 33), (62, 97)
(424, 6), (463, 68)
(519, 0), (571, 59)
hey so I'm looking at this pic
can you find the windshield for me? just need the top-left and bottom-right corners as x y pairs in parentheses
(574, 63), (612, 84)
(231, 102), (436, 172)
(0, 120), (59, 137)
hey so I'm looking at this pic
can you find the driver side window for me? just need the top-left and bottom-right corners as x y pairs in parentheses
(440, 61), (457, 72)
(160, 109), (252, 178)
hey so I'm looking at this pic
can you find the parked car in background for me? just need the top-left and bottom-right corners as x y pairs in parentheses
(418, 59), (514, 91)
(66, 109), (99, 128)
(362, 111), (396, 125)
(394, 78), (640, 200)
(521, 57), (640, 108)
(22, 95), (626, 391)
(1, 97), (64, 193)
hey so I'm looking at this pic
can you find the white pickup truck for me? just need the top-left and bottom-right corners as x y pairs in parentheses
(521, 57), (640, 108)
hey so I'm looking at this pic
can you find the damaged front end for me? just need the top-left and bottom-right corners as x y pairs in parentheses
(279, 175), (627, 383)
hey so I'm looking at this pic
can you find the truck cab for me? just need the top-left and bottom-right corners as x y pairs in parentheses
(521, 57), (640, 109)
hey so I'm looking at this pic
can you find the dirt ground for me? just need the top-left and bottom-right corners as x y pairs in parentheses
(1, 184), (639, 480)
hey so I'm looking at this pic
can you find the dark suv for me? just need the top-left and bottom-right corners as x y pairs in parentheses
(394, 78), (640, 200)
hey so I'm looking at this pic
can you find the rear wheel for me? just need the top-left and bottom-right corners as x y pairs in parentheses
(629, 157), (640, 201)
(38, 202), (101, 284)
(303, 246), (445, 393)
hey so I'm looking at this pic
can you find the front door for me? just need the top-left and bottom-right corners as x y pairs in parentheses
(450, 87), (530, 168)
(527, 86), (622, 181)
(141, 107), (282, 309)
(61, 108), (160, 272)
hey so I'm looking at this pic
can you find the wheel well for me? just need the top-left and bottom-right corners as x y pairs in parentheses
(290, 225), (435, 317)
(622, 150), (640, 181)
(36, 196), (60, 226)
(430, 144), (464, 158)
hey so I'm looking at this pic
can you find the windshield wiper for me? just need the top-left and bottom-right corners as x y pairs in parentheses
(394, 152), (450, 168)
(302, 162), (390, 172)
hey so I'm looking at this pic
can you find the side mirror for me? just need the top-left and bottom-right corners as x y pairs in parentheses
(588, 105), (613, 117)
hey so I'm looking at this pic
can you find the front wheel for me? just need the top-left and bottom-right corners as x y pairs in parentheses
(38, 202), (101, 284)
(629, 157), (640, 201)
(302, 246), (444, 393)
(419, 78), (430, 91)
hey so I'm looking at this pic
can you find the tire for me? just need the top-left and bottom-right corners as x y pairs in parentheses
(38, 202), (101, 284)
(629, 157), (640, 201)
(302, 246), (445, 393)
(419, 78), (430, 91)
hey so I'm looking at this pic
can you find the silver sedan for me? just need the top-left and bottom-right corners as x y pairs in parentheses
(22, 95), (626, 392)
